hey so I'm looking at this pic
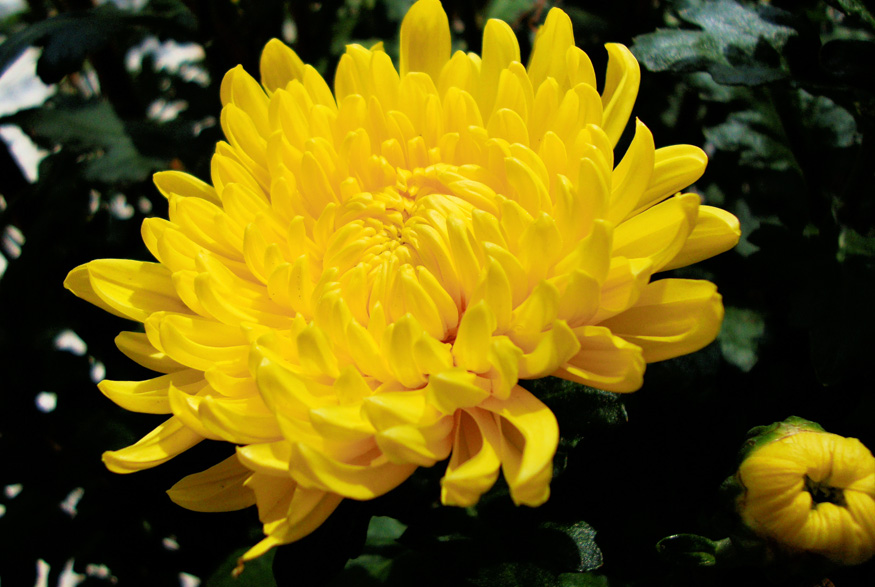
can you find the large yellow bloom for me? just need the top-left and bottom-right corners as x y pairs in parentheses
(65, 0), (739, 563)
(738, 428), (875, 565)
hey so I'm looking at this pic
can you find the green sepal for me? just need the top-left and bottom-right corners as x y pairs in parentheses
(737, 416), (825, 464)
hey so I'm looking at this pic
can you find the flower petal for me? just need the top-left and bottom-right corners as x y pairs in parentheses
(103, 416), (203, 474)
(602, 279), (723, 362)
(481, 385), (558, 506)
(260, 38), (306, 93)
(399, 0), (450, 83)
(600, 43), (640, 147)
(288, 443), (416, 500)
(527, 8), (575, 92)
(98, 369), (205, 414)
(631, 145), (707, 218)
(167, 455), (256, 512)
(613, 193), (700, 272)
(441, 408), (502, 507)
(555, 325), (645, 392)
(114, 331), (186, 373)
(661, 206), (741, 271)
(65, 260), (189, 322)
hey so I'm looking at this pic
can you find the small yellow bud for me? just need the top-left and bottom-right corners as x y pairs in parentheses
(737, 426), (875, 565)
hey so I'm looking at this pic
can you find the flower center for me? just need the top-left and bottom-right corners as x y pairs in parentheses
(804, 475), (847, 508)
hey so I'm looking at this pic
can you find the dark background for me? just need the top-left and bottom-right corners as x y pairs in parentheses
(1, 0), (875, 585)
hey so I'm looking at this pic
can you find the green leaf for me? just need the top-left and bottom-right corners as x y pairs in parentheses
(827, 0), (875, 28)
(0, 3), (196, 84)
(703, 108), (794, 170)
(0, 8), (119, 83)
(795, 89), (858, 150)
(838, 227), (875, 260)
(539, 521), (603, 573)
(718, 307), (765, 372)
(0, 100), (165, 183)
(485, 0), (537, 22)
(339, 516), (408, 584)
(558, 573), (610, 587)
(631, 0), (796, 85)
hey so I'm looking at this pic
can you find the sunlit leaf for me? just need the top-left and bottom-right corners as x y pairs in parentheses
(826, 0), (875, 28)
(631, 0), (796, 85)
(718, 307), (765, 372)
(1, 100), (166, 183)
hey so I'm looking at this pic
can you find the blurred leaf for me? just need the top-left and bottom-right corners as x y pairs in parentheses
(485, 0), (535, 22)
(0, 2), (196, 84)
(795, 90), (858, 149)
(631, 0), (796, 85)
(338, 516), (408, 584)
(558, 573), (610, 587)
(365, 516), (408, 547)
(718, 307), (765, 372)
(0, 7), (119, 82)
(704, 108), (794, 170)
(0, 100), (165, 183)
(826, 0), (875, 28)
(838, 227), (875, 260)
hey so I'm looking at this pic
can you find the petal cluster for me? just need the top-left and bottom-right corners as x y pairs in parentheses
(65, 0), (739, 562)
(738, 430), (875, 565)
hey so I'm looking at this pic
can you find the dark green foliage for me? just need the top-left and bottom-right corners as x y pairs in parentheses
(2, 1), (875, 586)
(632, 0), (797, 85)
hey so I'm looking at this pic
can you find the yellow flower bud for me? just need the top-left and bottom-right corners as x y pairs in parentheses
(737, 427), (875, 565)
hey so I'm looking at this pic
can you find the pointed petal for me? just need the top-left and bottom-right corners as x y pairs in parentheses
(288, 443), (417, 500)
(631, 145), (707, 218)
(103, 417), (203, 473)
(453, 300), (497, 373)
(427, 368), (492, 414)
(167, 455), (256, 512)
(601, 279), (724, 362)
(555, 325), (645, 392)
(481, 385), (558, 506)
(661, 206), (740, 271)
(199, 395), (284, 444)
(613, 193), (700, 272)
(260, 39), (306, 93)
(441, 408), (502, 507)
(376, 415), (454, 467)
(237, 441), (293, 477)
(399, 0), (450, 82)
(154, 170), (220, 205)
(65, 260), (189, 322)
(528, 8), (575, 91)
(98, 369), (205, 414)
(114, 331), (186, 373)
(518, 320), (581, 379)
(606, 119), (654, 225)
(239, 482), (343, 566)
(478, 18), (520, 119)
(600, 43), (640, 147)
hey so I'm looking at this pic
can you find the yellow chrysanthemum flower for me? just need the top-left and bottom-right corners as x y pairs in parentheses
(65, 0), (739, 563)
(738, 428), (875, 565)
